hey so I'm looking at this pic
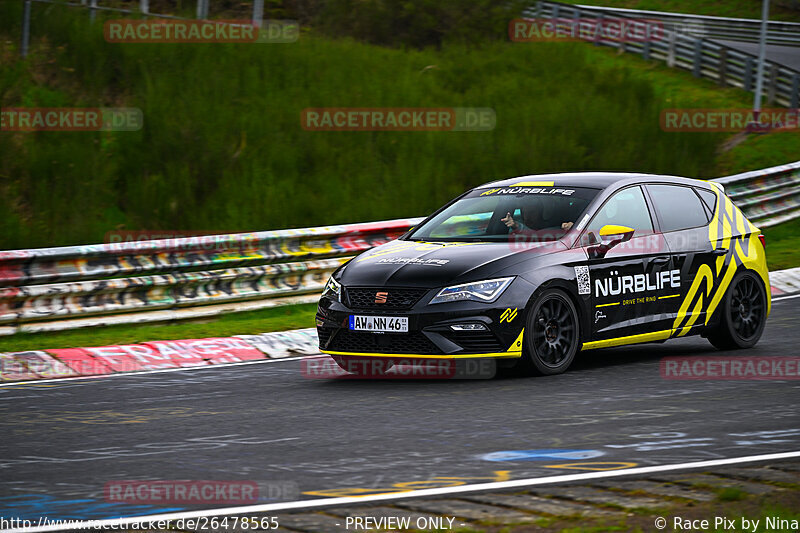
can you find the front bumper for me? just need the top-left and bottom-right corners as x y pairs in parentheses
(315, 282), (532, 360)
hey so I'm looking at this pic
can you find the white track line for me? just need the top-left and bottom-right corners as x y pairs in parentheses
(773, 293), (800, 302)
(5, 450), (800, 533)
(0, 355), (324, 388)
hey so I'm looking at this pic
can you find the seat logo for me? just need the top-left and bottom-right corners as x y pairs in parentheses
(500, 308), (518, 323)
(375, 291), (389, 304)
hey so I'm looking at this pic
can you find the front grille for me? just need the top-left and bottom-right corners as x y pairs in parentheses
(345, 287), (428, 310)
(317, 327), (333, 348)
(444, 331), (504, 353)
(328, 329), (442, 355)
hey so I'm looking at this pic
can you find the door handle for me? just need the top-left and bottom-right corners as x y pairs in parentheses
(712, 247), (729, 256)
(652, 256), (671, 264)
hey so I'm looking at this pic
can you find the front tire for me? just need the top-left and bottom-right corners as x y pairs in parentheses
(516, 289), (580, 376)
(707, 270), (767, 350)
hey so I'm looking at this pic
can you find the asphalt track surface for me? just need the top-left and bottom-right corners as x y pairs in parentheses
(1, 297), (799, 523)
(712, 39), (800, 71)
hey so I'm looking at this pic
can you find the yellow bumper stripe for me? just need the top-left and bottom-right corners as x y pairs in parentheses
(322, 328), (525, 360)
(581, 329), (671, 351)
(321, 350), (522, 359)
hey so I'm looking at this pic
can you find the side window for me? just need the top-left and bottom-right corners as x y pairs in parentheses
(648, 184), (709, 232)
(696, 188), (718, 217)
(581, 186), (653, 246)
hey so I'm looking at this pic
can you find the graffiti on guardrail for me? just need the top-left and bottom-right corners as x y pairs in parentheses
(0, 219), (420, 284)
(0, 260), (342, 323)
(717, 161), (800, 228)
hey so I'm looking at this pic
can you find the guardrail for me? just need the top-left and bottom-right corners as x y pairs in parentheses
(529, 1), (800, 108)
(0, 218), (422, 335)
(567, 3), (800, 47)
(717, 160), (800, 228)
(1, 162), (798, 336)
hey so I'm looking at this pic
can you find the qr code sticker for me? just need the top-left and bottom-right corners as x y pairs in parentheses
(574, 266), (590, 295)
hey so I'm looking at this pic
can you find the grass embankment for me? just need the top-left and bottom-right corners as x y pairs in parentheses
(2, 1), (794, 250)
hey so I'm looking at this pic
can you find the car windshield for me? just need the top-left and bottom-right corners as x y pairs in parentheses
(407, 185), (600, 242)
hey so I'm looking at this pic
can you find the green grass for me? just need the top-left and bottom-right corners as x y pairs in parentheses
(558, 527), (628, 533)
(563, 0), (800, 22)
(1, 1), (786, 250)
(578, 37), (800, 176)
(716, 486), (748, 501)
(716, 131), (800, 176)
(762, 218), (800, 271)
(0, 303), (318, 352)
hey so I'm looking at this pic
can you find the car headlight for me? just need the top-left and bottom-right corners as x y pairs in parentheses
(322, 276), (342, 301)
(430, 277), (514, 304)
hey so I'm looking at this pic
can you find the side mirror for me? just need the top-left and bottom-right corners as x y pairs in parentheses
(590, 225), (634, 258)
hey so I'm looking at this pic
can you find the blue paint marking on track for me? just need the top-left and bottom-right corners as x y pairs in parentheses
(480, 449), (605, 462)
(0, 494), (184, 520)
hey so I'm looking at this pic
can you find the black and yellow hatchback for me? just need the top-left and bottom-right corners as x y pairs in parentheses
(316, 173), (770, 376)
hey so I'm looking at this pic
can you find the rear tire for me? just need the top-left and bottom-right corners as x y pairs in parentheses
(707, 270), (767, 350)
(514, 289), (580, 376)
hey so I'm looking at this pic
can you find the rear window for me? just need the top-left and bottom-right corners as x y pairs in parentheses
(647, 184), (709, 232)
(696, 188), (718, 217)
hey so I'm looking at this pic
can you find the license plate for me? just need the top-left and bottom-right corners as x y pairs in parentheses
(349, 315), (409, 333)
